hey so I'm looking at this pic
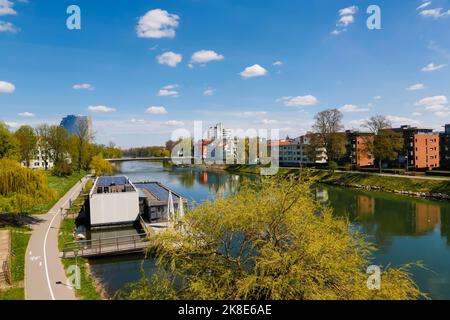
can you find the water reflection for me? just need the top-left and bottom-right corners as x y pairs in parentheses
(91, 161), (450, 299)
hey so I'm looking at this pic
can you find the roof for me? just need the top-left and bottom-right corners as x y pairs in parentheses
(135, 182), (183, 202)
(96, 176), (129, 187)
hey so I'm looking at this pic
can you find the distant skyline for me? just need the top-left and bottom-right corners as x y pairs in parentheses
(1, 0), (450, 147)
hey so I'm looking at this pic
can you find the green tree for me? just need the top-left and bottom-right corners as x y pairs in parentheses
(14, 125), (37, 167)
(74, 119), (93, 171)
(48, 125), (69, 164)
(119, 175), (424, 300)
(363, 115), (404, 173)
(89, 155), (113, 177)
(0, 122), (19, 160)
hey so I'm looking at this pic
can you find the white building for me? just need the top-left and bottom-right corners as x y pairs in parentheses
(23, 147), (55, 170)
(89, 176), (140, 227)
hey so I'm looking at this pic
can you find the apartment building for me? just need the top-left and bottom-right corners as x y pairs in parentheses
(392, 125), (440, 170)
(440, 124), (450, 169)
(275, 135), (327, 167)
(345, 131), (374, 167)
(23, 147), (55, 170)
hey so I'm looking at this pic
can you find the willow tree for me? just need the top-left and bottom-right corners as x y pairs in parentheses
(119, 175), (424, 300)
(0, 122), (19, 160)
(0, 159), (56, 214)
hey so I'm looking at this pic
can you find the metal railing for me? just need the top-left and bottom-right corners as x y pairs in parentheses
(62, 233), (150, 258)
(1, 255), (11, 285)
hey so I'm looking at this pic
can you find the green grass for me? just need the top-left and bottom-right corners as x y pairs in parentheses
(58, 181), (102, 300)
(0, 226), (31, 300)
(28, 171), (87, 214)
(310, 171), (450, 196)
(0, 288), (24, 300)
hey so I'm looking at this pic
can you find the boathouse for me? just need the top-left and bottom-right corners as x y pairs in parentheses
(89, 176), (140, 227)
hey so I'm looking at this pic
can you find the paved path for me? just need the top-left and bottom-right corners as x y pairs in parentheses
(25, 177), (89, 300)
(0, 230), (11, 287)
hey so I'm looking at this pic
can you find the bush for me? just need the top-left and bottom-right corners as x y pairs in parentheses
(52, 161), (73, 177)
(426, 170), (450, 177)
(89, 156), (113, 177)
(328, 161), (338, 173)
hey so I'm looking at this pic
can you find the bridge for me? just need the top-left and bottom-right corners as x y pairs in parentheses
(106, 157), (193, 162)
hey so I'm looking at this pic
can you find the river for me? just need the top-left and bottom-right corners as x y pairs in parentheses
(89, 161), (450, 299)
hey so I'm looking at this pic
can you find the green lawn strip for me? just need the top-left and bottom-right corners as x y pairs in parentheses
(0, 225), (31, 300)
(29, 171), (87, 214)
(58, 181), (102, 300)
(311, 171), (450, 196)
(0, 288), (24, 300)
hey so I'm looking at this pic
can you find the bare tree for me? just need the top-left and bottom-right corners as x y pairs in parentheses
(35, 124), (52, 170)
(311, 109), (346, 163)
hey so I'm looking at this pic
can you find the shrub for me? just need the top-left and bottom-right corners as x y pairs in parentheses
(52, 161), (73, 177)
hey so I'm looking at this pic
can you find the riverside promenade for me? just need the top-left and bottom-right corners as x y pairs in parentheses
(25, 177), (89, 300)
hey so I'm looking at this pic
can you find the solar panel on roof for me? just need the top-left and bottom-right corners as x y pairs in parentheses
(96, 176), (128, 187)
(135, 182), (180, 202)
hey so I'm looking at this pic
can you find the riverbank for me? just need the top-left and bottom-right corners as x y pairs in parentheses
(182, 164), (450, 200)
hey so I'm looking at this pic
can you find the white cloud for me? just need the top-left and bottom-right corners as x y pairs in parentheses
(240, 64), (268, 78)
(273, 61), (283, 66)
(339, 104), (370, 113)
(191, 50), (224, 64)
(417, 2), (432, 10)
(203, 89), (214, 96)
(338, 15), (355, 26)
(235, 111), (268, 117)
(425, 105), (448, 111)
(158, 85), (178, 97)
(164, 120), (184, 126)
(146, 106), (168, 114)
(5, 121), (19, 128)
(331, 29), (346, 36)
(415, 95), (448, 107)
(386, 115), (420, 126)
(419, 8), (450, 19)
(279, 95), (319, 107)
(260, 119), (278, 125)
(435, 111), (450, 117)
(412, 112), (423, 116)
(18, 112), (35, 117)
(136, 9), (180, 39)
(0, 0), (16, 16)
(422, 63), (447, 72)
(0, 20), (18, 33)
(406, 83), (426, 91)
(332, 6), (358, 35)
(156, 51), (182, 67)
(73, 83), (94, 91)
(0, 80), (15, 93)
(339, 5), (358, 16)
(88, 105), (116, 113)
(373, 96), (382, 100)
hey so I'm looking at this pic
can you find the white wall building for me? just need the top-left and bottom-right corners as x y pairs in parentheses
(89, 176), (140, 227)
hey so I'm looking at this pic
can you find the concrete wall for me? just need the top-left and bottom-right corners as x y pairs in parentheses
(90, 191), (140, 226)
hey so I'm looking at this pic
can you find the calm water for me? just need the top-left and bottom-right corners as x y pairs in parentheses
(89, 161), (450, 299)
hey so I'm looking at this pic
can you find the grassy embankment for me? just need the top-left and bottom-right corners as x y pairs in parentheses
(28, 170), (87, 214)
(0, 226), (31, 300)
(0, 171), (87, 300)
(225, 165), (450, 197)
(58, 180), (103, 300)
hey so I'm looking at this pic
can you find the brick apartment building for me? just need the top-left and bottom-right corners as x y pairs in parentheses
(391, 125), (440, 170)
(440, 124), (450, 169)
(345, 131), (374, 167)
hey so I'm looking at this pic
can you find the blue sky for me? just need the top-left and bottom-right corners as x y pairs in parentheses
(0, 0), (449, 147)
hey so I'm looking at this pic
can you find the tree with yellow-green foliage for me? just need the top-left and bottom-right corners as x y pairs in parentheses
(119, 174), (425, 300)
(0, 122), (19, 160)
(89, 155), (113, 177)
(0, 159), (57, 214)
(14, 125), (37, 167)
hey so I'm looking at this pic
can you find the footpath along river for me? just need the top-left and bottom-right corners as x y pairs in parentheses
(89, 161), (450, 299)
